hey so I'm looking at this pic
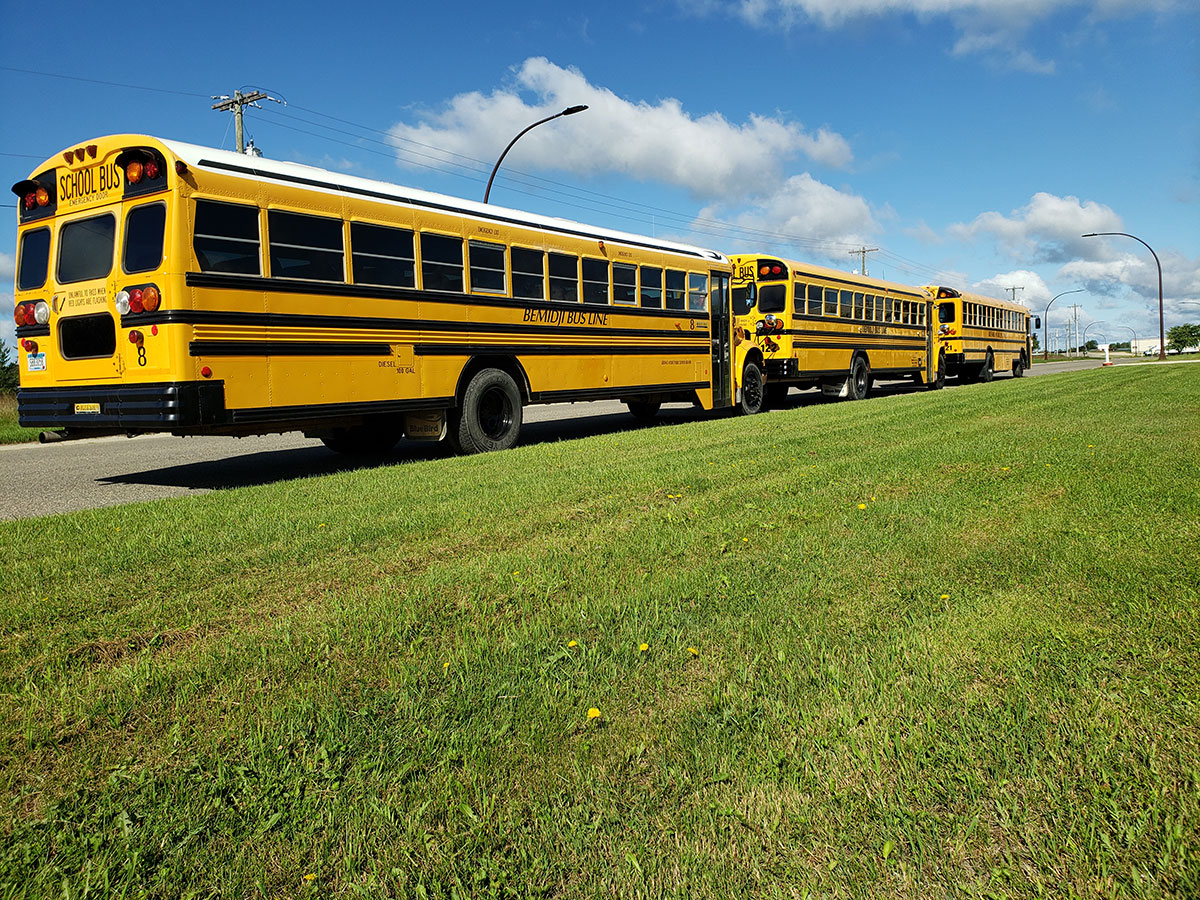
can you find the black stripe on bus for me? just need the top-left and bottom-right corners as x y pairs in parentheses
(178, 272), (709, 337)
(228, 395), (454, 425)
(190, 341), (392, 357)
(789, 340), (926, 352)
(196, 160), (723, 261)
(413, 343), (705, 357)
(533, 382), (706, 404)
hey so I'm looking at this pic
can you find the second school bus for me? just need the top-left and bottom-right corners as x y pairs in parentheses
(12, 135), (738, 453)
(729, 255), (940, 411)
(926, 286), (1034, 382)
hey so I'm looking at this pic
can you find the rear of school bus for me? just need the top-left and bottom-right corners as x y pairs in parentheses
(12, 136), (216, 439)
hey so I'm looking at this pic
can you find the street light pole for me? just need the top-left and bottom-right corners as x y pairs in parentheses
(483, 105), (589, 204)
(1044, 289), (1084, 361)
(1082, 321), (1107, 357)
(1082, 232), (1165, 361)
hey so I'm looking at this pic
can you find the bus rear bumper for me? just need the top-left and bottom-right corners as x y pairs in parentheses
(18, 381), (227, 432)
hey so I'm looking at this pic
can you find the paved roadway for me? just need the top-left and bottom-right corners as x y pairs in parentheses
(0, 356), (1151, 521)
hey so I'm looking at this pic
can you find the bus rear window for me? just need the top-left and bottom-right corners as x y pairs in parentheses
(18, 227), (50, 290)
(58, 214), (115, 284)
(124, 204), (165, 273)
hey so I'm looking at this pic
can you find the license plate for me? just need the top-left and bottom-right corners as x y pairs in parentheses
(27, 353), (46, 372)
(74, 402), (101, 415)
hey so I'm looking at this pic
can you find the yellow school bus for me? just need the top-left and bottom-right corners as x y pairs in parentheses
(728, 255), (938, 411)
(926, 286), (1032, 382)
(12, 135), (736, 453)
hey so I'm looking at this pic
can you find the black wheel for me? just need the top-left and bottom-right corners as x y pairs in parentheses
(451, 368), (523, 454)
(319, 422), (400, 456)
(626, 399), (661, 421)
(740, 361), (766, 414)
(847, 356), (871, 401)
(1012, 356), (1025, 378)
(932, 352), (947, 390)
(980, 352), (994, 383)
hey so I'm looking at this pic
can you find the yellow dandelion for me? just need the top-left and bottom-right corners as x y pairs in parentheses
(442, 661), (450, 670)
(304, 873), (316, 882)
(1001, 466), (1010, 471)
(568, 640), (578, 648)
(587, 707), (601, 720)
(318, 523), (326, 528)
(940, 594), (950, 600)
(639, 643), (649, 652)
(870, 496), (876, 502)
(687, 647), (699, 656)
(857, 503), (867, 510)
(742, 537), (749, 542)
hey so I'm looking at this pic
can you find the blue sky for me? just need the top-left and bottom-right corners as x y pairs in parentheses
(3, 0), (1198, 352)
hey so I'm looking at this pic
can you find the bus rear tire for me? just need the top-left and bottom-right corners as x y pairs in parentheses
(626, 399), (661, 420)
(980, 352), (995, 383)
(1013, 357), (1025, 378)
(451, 368), (523, 454)
(740, 361), (766, 414)
(848, 356), (871, 401)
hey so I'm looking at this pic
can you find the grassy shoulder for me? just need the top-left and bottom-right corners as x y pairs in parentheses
(0, 393), (40, 444)
(1, 367), (1197, 898)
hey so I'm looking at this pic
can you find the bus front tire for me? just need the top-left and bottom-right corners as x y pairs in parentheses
(740, 361), (766, 414)
(848, 356), (871, 401)
(452, 368), (523, 454)
(932, 353), (947, 390)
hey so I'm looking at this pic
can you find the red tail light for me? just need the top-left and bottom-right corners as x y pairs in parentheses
(129, 330), (144, 345)
(129, 289), (144, 314)
(144, 160), (160, 180)
(19, 304), (37, 326)
(21, 339), (38, 353)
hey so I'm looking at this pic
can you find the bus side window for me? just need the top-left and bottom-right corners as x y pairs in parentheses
(839, 290), (852, 318)
(511, 247), (544, 300)
(548, 252), (578, 302)
(824, 287), (838, 317)
(641, 267), (663, 309)
(582, 258), (609, 304)
(793, 282), (804, 313)
(420, 232), (464, 293)
(194, 200), (260, 276)
(665, 270), (686, 310)
(853, 292), (865, 319)
(469, 240), (507, 294)
(807, 284), (822, 316)
(688, 273), (708, 312)
(268, 210), (343, 282)
(350, 222), (415, 288)
(613, 263), (637, 305)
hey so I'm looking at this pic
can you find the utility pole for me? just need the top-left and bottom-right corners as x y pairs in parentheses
(211, 89), (284, 153)
(1006, 286), (1024, 304)
(849, 247), (879, 276)
(1066, 303), (1083, 357)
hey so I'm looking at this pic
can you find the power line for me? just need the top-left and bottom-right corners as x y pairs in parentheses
(0, 64), (209, 98)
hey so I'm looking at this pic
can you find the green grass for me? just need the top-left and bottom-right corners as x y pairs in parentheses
(1, 367), (1197, 899)
(0, 393), (40, 444)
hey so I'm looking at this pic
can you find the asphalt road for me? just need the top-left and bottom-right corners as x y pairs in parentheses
(0, 356), (1144, 521)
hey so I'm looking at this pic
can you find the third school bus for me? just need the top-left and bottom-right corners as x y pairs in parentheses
(728, 255), (939, 411)
(926, 286), (1033, 382)
(12, 135), (738, 453)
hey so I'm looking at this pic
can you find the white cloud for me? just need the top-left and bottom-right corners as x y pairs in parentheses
(388, 57), (852, 204)
(972, 269), (1049, 307)
(699, 174), (878, 257)
(722, 0), (1176, 72)
(948, 192), (1123, 263)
